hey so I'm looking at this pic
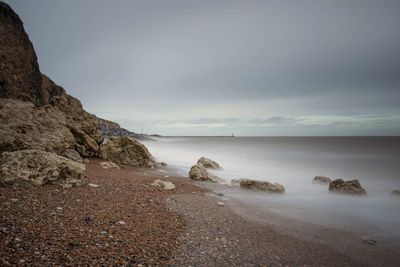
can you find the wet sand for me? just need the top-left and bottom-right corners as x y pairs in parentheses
(1, 159), (398, 266)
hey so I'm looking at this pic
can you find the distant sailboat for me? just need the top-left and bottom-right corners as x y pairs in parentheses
(231, 133), (235, 137)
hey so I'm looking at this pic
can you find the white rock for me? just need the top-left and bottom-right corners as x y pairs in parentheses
(100, 161), (120, 169)
(217, 201), (225, 206)
(197, 157), (222, 169)
(151, 179), (176, 190)
(88, 183), (99, 188)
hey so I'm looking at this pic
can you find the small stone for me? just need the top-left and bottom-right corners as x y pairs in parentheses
(151, 179), (176, 190)
(10, 198), (19, 202)
(100, 231), (108, 236)
(56, 207), (63, 211)
(100, 161), (120, 169)
(216, 192), (224, 196)
(117, 220), (126, 225)
(84, 216), (93, 224)
(217, 201), (225, 206)
(88, 183), (99, 188)
(15, 237), (22, 242)
(68, 241), (80, 248)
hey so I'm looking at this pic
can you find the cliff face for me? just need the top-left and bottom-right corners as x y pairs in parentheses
(0, 2), (43, 105)
(0, 2), (102, 157)
(0, 2), (156, 186)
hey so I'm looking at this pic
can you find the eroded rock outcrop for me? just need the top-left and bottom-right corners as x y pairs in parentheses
(232, 178), (285, 193)
(61, 148), (83, 163)
(329, 179), (367, 195)
(189, 164), (222, 183)
(99, 137), (155, 167)
(0, 149), (85, 186)
(313, 176), (331, 184)
(0, 99), (76, 153)
(197, 157), (222, 169)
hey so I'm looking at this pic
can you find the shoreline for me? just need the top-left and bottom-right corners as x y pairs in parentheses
(200, 183), (400, 266)
(1, 159), (399, 266)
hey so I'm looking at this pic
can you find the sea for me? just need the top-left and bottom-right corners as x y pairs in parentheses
(141, 136), (400, 241)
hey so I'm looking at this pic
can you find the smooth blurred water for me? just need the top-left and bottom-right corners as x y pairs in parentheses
(142, 136), (400, 240)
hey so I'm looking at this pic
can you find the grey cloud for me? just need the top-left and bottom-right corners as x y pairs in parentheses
(8, 0), (400, 135)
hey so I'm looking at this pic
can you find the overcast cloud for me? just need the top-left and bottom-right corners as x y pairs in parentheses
(8, 0), (400, 135)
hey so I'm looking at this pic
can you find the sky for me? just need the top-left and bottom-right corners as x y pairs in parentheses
(8, 0), (400, 136)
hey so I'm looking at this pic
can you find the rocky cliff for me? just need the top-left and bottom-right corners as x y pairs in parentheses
(0, 2), (155, 186)
(0, 2), (103, 157)
(0, 2), (43, 105)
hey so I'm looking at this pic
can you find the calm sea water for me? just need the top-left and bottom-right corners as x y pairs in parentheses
(142, 136), (400, 240)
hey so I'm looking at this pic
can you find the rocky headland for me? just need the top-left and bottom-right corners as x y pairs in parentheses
(0, 2), (154, 187)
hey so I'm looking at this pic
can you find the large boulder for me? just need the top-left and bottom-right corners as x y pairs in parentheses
(189, 164), (222, 183)
(313, 176), (331, 184)
(197, 157), (222, 169)
(99, 137), (155, 167)
(0, 99), (76, 153)
(0, 149), (85, 186)
(68, 126), (99, 157)
(233, 178), (285, 193)
(329, 179), (367, 195)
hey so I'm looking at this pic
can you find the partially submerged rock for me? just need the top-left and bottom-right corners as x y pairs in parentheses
(100, 161), (120, 169)
(189, 164), (222, 183)
(329, 179), (367, 195)
(0, 149), (85, 186)
(233, 178), (285, 193)
(197, 157), (222, 169)
(313, 176), (331, 184)
(99, 137), (155, 168)
(151, 179), (176, 190)
(231, 179), (242, 187)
